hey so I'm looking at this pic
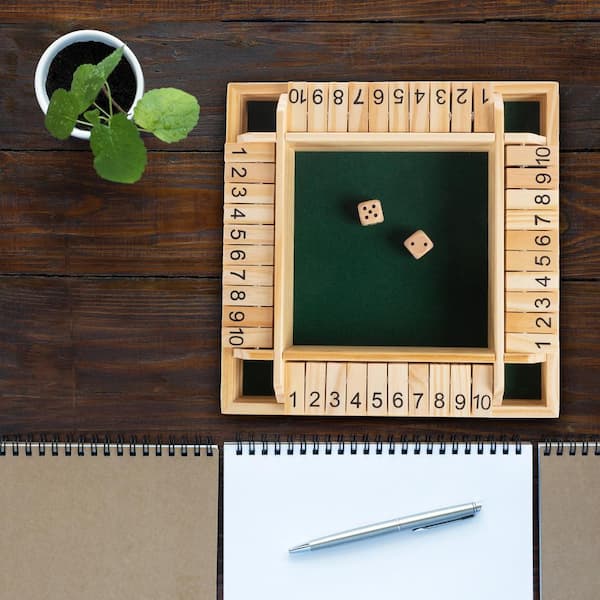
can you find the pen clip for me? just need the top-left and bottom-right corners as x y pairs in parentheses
(412, 514), (475, 532)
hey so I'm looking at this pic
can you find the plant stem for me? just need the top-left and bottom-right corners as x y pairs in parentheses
(76, 119), (91, 126)
(102, 81), (128, 115)
(93, 102), (111, 119)
(103, 83), (113, 117)
(111, 96), (128, 114)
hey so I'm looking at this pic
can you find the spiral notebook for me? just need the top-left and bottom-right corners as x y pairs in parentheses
(540, 442), (599, 600)
(224, 441), (533, 600)
(0, 443), (218, 600)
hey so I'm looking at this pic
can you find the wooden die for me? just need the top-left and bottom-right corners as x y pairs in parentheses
(358, 199), (384, 226)
(404, 230), (434, 259)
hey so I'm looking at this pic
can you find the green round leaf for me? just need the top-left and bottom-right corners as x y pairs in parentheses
(70, 48), (124, 113)
(71, 64), (104, 111)
(134, 88), (199, 143)
(90, 113), (147, 184)
(45, 88), (80, 140)
(96, 46), (124, 80)
(83, 109), (101, 127)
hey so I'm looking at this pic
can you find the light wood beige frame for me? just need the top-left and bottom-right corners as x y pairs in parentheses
(221, 82), (560, 417)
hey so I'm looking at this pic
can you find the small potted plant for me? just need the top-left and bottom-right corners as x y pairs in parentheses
(35, 30), (199, 183)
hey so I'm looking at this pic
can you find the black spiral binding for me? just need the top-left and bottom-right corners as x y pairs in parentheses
(232, 435), (525, 455)
(543, 439), (599, 456)
(0, 436), (216, 457)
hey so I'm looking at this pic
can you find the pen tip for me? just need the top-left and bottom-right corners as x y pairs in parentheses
(473, 502), (483, 512)
(289, 543), (310, 554)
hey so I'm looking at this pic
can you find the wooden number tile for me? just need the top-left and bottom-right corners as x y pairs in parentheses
(387, 363), (408, 416)
(223, 224), (274, 246)
(505, 230), (557, 252)
(505, 250), (558, 272)
(369, 82), (389, 132)
(325, 362), (347, 415)
(308, 83), (329, 132)
(505, 333), (558, 354)
(505, 272), (559, 292)
(225, 162), (275, 184)
(428, 364), (450, 416)
(223, 327), (273, 349)
(225, 142), (275, 163)
(471, 365), (493, 416)
(236, 132), (276, 143)
(451, 82), (473, 132)
(367, 363), (388, 415)
(506, 312), (557, 334)
(285, 362), (306, 414)
(505, 166), (558, 189)
(409, 82), (430, 132)
(305, 362), (326, 414)
(222, 306), (273, 328)
(223, 265), (274, 287)
(505, 291), (559, 313)
(348, 82), (369, 132)
(450, 364), (472, 417)
(223, 204), (274, 225)
(346, 363), (367, 415)
(505, 189), (558, 210)
(224, 183), (275, 204)
(223, 285), (273, 307)
(429, 82), (451, 132)
(505, 145), (557, 167)
(505, 133), (548, 146)
(473, 83), (493, 132)
(223, 245), (274, 266)
(328, 82), (349, 132)
(505, 210), (558, 231)
(388, 82), (409, 132)
(287, 82), (308, 132)
(408, 363), (429, 416)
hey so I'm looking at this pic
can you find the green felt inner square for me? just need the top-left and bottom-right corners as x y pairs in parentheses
(246, 100), (278, 132)
(242, 360), (274, 396)
(504, 101), (541, 134)
(504, 363), (542, 400)
(293, 151), (489, 347)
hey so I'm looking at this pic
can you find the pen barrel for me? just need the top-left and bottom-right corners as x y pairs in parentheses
(310, 521), (401, 549)
(396, 502), (480, 531)
(308, 502), (480, 550)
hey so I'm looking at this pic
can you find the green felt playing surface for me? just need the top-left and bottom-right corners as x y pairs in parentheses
(293, 151), (489, 347)
(242, 360), (275, 396)
(504, 101), (541, 134)
(504, 363), (542, 400)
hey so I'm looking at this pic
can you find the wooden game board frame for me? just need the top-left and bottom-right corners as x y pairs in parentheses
(221, 81), (559, 418)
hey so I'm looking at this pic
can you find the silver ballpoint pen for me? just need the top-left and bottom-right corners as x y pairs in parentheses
(289, 501), (482, 553)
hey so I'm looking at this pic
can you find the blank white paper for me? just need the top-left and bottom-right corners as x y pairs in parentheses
(224, 442), (532, 600)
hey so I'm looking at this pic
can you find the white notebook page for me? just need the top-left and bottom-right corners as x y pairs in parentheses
(224, 442), (532, 600)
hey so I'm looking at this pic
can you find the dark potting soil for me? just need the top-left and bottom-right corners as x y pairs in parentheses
(46, 41), (137, 127)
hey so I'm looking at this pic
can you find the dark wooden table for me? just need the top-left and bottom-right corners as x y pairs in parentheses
(0, 2), (598, 596)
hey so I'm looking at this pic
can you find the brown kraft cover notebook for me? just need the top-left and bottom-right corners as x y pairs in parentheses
(0, 443), (218, 600)
(539, 442), (599, 600)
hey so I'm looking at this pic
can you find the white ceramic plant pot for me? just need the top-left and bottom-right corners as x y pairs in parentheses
(34, 30), (144, 140)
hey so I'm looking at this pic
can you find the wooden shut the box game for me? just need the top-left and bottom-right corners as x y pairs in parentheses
(221, 81), (559, 418)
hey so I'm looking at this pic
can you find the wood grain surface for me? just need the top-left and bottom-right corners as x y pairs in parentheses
(2, 1), (599, 22)
(0, 5), (598, 598)
(0, 151), (597, 279)
(0, 1), (597, 436)
(0, 276), (597, 438)
(1, 22), (600, 151)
